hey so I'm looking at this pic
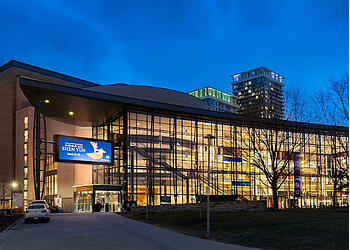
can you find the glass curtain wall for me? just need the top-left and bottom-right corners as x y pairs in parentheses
(92, 112), (125, 186)
(127, 110), (348, 208)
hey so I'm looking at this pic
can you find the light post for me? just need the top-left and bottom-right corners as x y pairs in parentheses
(11, 182), (17, 215)
(144, 158), (149, 221)
(204, 134), (215, 238)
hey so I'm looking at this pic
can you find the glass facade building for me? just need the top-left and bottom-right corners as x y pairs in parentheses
(92, 109), (349, 209)
(1, 60), (348, 212)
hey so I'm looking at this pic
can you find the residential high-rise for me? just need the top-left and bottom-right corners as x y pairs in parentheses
(231, 67), (285, 119)
(188, 86), (239, 114)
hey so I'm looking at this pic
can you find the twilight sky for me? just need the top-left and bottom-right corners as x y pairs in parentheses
(1, 0), (348, 94)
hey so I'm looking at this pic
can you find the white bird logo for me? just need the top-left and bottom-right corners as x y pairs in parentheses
(87, 142), (106, 160)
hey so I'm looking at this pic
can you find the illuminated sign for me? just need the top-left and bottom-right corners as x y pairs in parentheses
(294, 153), (301, 197)
(54, 135), (113, 165)
(232, 180), (250, 186)
(223, 156), (242, 162)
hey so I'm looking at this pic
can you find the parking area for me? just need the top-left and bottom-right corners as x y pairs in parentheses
(0, 213), (258, 249)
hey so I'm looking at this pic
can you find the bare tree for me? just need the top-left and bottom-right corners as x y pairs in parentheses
(327, 136), (348, 207)
(313, 72), (349, 207)
(285, 85), (315, 123)
(243, 121), (307, 209)
(313, 72), (349, 126)
(240, 86), (313, 210)
(0, 180), (12, 230)
(328, 73), (349, 125)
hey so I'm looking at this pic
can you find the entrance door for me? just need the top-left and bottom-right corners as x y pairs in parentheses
(95, 191), (121, 212)
(74, 190), (93, 213)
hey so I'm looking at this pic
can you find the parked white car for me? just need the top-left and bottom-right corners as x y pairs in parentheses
(25, 204), (50, 223)
(31, 200), (49, 209)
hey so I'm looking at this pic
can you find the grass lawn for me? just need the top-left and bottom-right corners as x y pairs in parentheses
(121, 207), (349, 250)
(0, 214), (23, 233)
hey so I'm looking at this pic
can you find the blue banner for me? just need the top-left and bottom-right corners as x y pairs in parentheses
(294, 153), (301, 197)
(223, 156), (242, 162)
(232, 180), (250, 186)
(56, 136), (113, 164)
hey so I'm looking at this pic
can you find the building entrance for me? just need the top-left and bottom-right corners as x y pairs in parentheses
(95, 190), (121, 212)
(73, 184), (122, 213)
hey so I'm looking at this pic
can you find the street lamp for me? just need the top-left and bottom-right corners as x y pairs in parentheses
(203, 134), (215, 238)
(143, 158), (149, 221)
(11, 182), (17, 215)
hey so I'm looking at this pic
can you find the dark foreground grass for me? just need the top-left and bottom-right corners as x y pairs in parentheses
(121, 207), (349, 250)
(0, 214), (23, 232)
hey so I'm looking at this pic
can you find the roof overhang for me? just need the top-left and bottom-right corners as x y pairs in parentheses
(18, 77), (222, 126)
(19, 77), (349, 135)
(19, 77), (125, 126)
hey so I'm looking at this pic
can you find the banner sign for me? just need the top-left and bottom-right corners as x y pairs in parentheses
(294, 153), (301, 197)
(232, 180), (250, 186)
(223, 156), (242, 162)
(54, 135), (113, 165)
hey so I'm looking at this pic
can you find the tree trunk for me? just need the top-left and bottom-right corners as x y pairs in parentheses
(333, 178), (337, 207)
(272, 184), (279, 210)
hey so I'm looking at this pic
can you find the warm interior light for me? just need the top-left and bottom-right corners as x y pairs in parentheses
(12, 182), (17, 188)
(69, 111), (74, 116)
(44, 99), (50, 103)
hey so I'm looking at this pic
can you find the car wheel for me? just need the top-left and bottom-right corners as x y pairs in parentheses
(25, 219), (29, 224)
(45, 218), (50, 223)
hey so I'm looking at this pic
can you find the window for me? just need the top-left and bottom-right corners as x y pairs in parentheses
(24, 155), (28, 166)
(24, 179), (28, 190)
(24, 144), (28, 155)
(24, 167), (28, 179)
(24, 116), (28, 129)
(24, 130), (28, 143)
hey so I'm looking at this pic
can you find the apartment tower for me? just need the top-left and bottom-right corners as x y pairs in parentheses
(231, 67), (285, 119)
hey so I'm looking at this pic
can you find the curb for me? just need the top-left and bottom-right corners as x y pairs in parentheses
(1, 216), (24, 234)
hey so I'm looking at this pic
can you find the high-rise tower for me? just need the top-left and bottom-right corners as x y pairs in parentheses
(231, 67), (285, 119)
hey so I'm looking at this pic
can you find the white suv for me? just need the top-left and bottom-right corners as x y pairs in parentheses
(31, 200), (49, 209)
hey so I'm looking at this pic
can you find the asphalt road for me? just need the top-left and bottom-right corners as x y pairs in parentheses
(0, 213), (259, 250)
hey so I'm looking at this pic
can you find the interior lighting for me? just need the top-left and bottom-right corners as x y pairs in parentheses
(12, 182), (17, 188)
(44, 99), (50, 103)
(69, 111), (74, 116)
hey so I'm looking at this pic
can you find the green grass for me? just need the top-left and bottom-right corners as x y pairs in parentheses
(121, 207), (349, 250)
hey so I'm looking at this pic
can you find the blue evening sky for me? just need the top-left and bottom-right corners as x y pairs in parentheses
(1, 0), (348, 94)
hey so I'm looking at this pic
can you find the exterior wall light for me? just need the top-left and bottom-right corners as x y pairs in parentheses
(11, 182), (17, 215)
(69, 111), (74, 116)
(44, 99), (50, 103)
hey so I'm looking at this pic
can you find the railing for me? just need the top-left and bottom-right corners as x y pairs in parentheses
(130, 145), (227, 195)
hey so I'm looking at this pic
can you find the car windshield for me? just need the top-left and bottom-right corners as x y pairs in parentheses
(32, 201), (46, 204)
(28, 204), (45, 209)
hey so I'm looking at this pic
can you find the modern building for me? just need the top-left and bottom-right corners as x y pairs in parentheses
(232, 67), (285, 119)
(188, 86), (239, 114)
(0, 60), (348, 213)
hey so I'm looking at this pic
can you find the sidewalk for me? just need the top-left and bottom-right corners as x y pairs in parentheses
(0, 212), (262, 250)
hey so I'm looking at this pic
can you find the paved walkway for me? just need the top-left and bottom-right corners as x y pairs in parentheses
(0, 213), (260, 250)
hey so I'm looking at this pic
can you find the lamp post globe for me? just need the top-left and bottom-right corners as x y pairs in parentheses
(10, 182), (17, 215)
(203, 134), (215, 238)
